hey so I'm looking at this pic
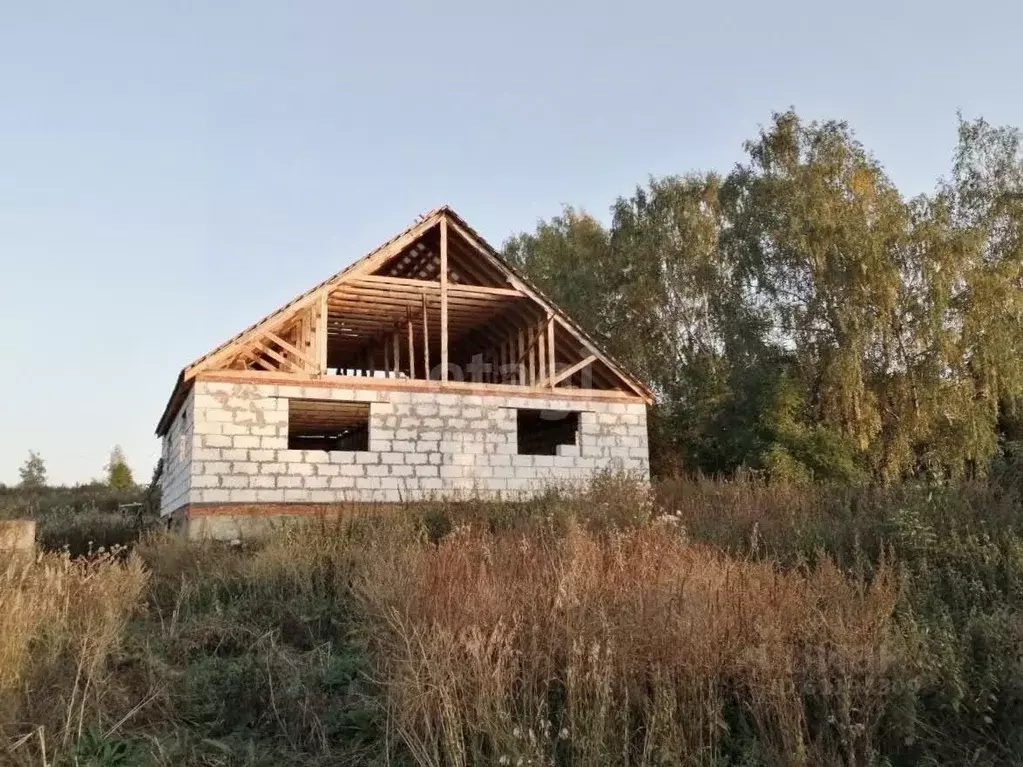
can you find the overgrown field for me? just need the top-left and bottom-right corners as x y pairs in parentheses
(3, 477), (1023, 765)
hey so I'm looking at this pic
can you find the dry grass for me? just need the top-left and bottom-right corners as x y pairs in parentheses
(0, 548), (149, 765)
(359, 522), (904, 767)
(3, 476), (1019, 764)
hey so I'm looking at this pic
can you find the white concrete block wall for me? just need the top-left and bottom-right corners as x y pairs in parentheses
(159, 389), (195, 516)
(183, 380), (649, 505)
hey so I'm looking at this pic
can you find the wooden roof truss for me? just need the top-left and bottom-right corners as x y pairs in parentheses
(158, 208), (652, 434)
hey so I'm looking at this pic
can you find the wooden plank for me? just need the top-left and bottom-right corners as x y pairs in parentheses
(421, 292), (430, 380)
(316, 290), (328, 373)
(407, 316), (415, 380)
(199, 369), (650, 403)
(527, 324), (536, 386)
(440, 216), (449, 381)
(537, 321), (546, 389)
(517, 327), (525, 385)
(551, 355), (597, 386)
(547, 313), (556, 388)
(265, 331), (318, 371)
(252, 340), (300, 373)
(353, 275), (523, 298)
(250, 354), (277, 373)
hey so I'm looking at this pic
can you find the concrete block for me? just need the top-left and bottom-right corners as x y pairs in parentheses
(231, 463), (259, 475)
(204, 461), (231, 475)
(255, 489), (287, 502)
(249, 449), (275, 462)
(199, 489), (231, 503)
(222, 476), (249, 489)
(222, 448), (247, 462)
(286, 463), (314, 476)
(278, 475), (303, 488)
(284, 489), (311, 502)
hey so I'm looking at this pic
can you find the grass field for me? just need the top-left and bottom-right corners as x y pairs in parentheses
(2, 476), (1023, 765)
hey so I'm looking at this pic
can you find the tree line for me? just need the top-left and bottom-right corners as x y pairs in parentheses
(504, 110), (1023, 482)
(11, 447), (135, 490)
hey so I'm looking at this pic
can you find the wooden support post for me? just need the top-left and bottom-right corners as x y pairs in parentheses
(316, 290), (329, 374)
(392, 332), (400, 377)
(537, 321), (547, 387)
(440, 217), (449, 381)
(421, 292), (430, 380)
(517, 328), (526, 385)
(383, 338), (391, 378)
(527, 325), (536, 386)
(407, 314), (415, 380)
(547, 313), (556, 388)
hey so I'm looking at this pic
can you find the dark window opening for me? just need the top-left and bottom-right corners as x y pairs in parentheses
(288, 399), (370, 451)
(516, 409), (579, 455)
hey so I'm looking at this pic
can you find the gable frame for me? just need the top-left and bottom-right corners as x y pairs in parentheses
(157, 206), (653, 436)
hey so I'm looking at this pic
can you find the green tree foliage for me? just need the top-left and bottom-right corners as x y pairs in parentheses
(504, 110), (1023, 482)
(106, 446), (134, 490)
(18, 451), (47, 489)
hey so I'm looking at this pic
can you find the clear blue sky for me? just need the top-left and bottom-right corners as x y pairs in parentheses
(1, 1), (1020, 485)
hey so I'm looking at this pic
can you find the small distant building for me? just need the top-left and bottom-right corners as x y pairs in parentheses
(157, 207), (653, 538)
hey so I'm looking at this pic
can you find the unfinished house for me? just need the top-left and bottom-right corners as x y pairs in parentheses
(157, 207), (653, 538)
